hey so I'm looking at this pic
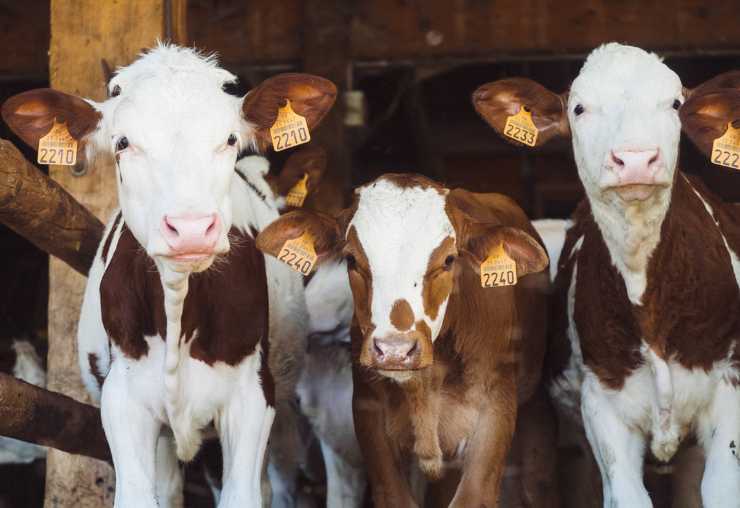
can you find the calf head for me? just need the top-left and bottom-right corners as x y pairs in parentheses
(474, 43), (684, 207)
(257, 174), (547, 381)
(2, 44), (336, 275)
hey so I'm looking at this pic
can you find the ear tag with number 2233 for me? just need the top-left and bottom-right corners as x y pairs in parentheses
(271, 100), (311, 152)
(285, 173), (309, 207)
(504, 106), (538, 147)
(38, 119), (77, 166)
(279, 231), (317, 276)
(712, 122), (740, 169)
(480, 242), (517, 288)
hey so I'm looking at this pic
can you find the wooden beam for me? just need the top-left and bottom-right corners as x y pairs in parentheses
(45, 1), (187, 506)
(0, 139), (103, 276)
(0, 372), (110, 461)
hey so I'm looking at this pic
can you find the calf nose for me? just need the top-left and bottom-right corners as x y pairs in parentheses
(372, 335), (420, 370)
(160, 214), (221, 254)
(609, 148), (662, 183)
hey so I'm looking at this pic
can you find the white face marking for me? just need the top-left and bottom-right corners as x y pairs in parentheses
(349, 179), (456, 342)
(91, 45), (252, 270)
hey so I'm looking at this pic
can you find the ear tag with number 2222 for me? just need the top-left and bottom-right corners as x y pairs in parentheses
(480, 242), (517, 288)
(38, 119), (78, 166)
(504, 106), (538, 147)
(712, 122), (740, 169)
(271, 100), (311, 152)
(285, 173), (309, 207)
(279, 231), (316, 276)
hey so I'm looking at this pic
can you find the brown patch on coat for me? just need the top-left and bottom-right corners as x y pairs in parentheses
(390, 299), (414, 331)
(372, 173), (447, 194)
(422, 237), (456, 321)
(88, 353), (106, 390)
(100, 212), (122, 264)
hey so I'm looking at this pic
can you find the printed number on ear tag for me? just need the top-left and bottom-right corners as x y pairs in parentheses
(504, 106), (538, 147)
(38, 119), (78, 166)
(711, 122), (740, 169)
(271, 100), (311, 152)
(285, 173), (309, 207)
(278, 231), (316, 276)
(480, 243), (517, 288)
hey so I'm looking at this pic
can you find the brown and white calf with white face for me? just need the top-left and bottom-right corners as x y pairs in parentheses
(257, 174), (558, 508)
(474, 43), (740, 508)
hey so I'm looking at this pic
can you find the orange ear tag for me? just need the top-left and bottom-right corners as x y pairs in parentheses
(285, 173), (309, 207)
(278, 231), (317, 276)
(37, 119), (78, 166)
(504, 106), (538, 147)
(711, 122), (740, 169)
(480, 242), (517, 288)
(270, 100), (311, 152)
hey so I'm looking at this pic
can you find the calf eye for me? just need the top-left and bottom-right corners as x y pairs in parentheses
(673, 99), (681, 111)
(346, 254), (356, 267)
(444, 256), (455, 267)
(227, 134), (238, 146)
(116, 137), (129, 151)
(574, 104), (584, 116)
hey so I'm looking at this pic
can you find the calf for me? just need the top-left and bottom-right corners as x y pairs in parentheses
(2, 44), (336, 508)
(256, 174), (559, 508)
(474, 43), (740, 508)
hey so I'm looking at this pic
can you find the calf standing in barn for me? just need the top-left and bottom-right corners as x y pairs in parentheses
(256, 174), (560, 508)
(474, 43), (740, 508)
(2, 44), (336, 508)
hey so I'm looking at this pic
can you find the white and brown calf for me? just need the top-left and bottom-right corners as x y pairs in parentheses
(475, 43), (740, 508)
(257, 174), (559, 508)
(2, 44), (336, 508)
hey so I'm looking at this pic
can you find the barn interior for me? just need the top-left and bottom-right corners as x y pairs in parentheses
(1, 0), (740, 507)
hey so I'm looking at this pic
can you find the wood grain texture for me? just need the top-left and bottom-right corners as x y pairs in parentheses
(45, 1), (186, 506)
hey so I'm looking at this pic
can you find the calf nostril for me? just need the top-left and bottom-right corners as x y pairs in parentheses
(406, 341), (419, 360)
(164, 219), (179, 236)
(372, 340), (383, 358)
(649, 154), (659, 165)
(611, 152), (624, 166)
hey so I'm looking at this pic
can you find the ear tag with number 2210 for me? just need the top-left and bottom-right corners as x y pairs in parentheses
(480, 242), (517, 288)
(504, 106), (538, 147)
(271, 100), (311, 152)
(279, 231), (316, 276)
(711, 122), (740, 170)
(285, 173), (309, 207)
(38, 119), (78, 166)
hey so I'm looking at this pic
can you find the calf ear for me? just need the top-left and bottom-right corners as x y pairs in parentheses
(461, 223), (548, 277)
(277, 146), (327, 197)
(256, 209), (344, 267)
(472, 78), (570, 146)
(242, 74), (338, 151)
(681, 71), (740, 159)
(2, 89), (102, 161)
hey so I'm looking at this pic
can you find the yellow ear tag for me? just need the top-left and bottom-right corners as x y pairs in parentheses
(285, 173), (309, 207)
(480, 242), (517, 288)
(279, 231), (317, 276)
(711, 122), (740, 169)
(270, 100), (311, 152)
(37, 119), (78, 166)
(504, 106), (538, 147)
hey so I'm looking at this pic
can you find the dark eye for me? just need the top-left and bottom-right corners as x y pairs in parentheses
(444, 256), (454, 268)
(673, 99), (681, 111)
(110, 85), (121, 98)
(574, 104), (584, 116)
(116, 137), (129, 151)
(227, 134), (238, 146)
(346, 255), (356, 267)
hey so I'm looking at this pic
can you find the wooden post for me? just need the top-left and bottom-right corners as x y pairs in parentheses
(45, 1), (186, 507)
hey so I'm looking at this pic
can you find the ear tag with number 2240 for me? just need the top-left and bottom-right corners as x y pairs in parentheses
(278, 231), (316, 276)
(480, 242), (517, 288)
(285, 173), (309, 207)
(38, 119), (77, 166)
(504, 106), (538, 147)
(271, 100), (311, 152)
(711, 122), (740, 169)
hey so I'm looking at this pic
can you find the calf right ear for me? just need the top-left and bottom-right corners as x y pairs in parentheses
(256, 210), (344, 266)
(461, 223), (549, 277)
(472, 78), (570, 146)
(2, 89), (102, 162)
(277, 146), (327, 197)
(681, 70), (740, 159)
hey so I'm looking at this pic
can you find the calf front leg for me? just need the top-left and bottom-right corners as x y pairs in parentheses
(697, 379), (740, 508)
(581, 372), (651, 508)
(155, 430), (184, 508)
(101, 363), (162, 508)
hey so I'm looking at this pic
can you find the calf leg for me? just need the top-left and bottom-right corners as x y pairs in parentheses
(697, 380), (740, 508)
(155, 430), (184, 508)
(101, 364), (161, 508)
(318, 434), (366, 508)
(581, 373), (651, 508)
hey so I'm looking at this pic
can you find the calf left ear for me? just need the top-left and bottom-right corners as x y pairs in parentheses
(461, 224), (548, 277)
(277, 146), (327, 197)
(242, 74), (338, 151)
(681, 70), (740, 158)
